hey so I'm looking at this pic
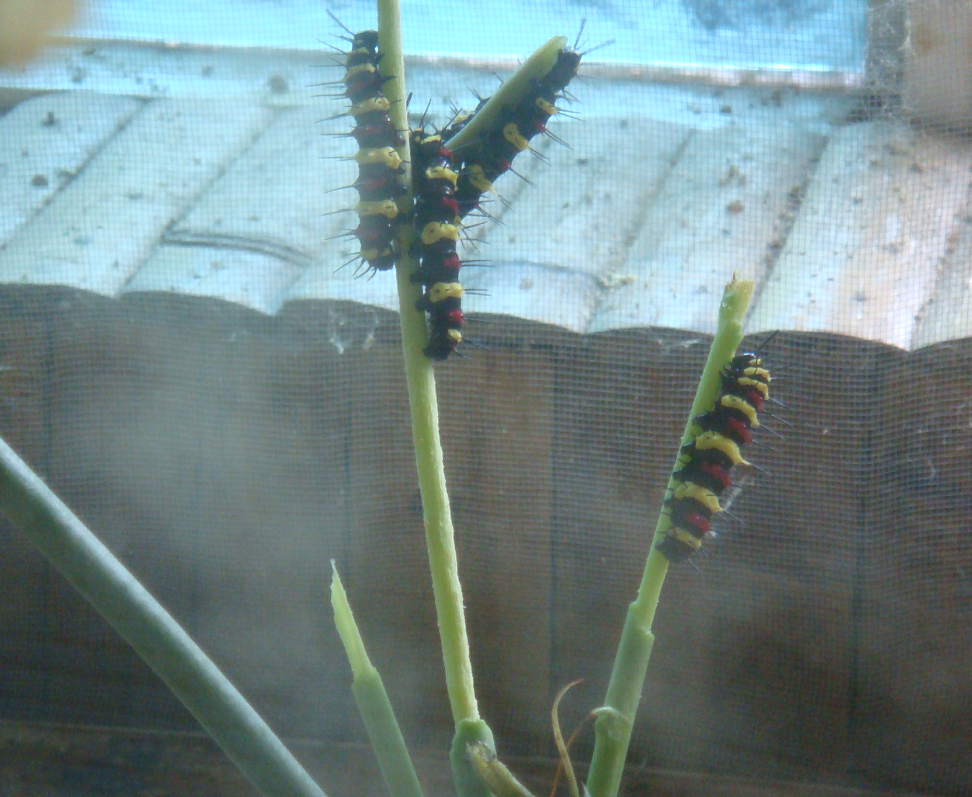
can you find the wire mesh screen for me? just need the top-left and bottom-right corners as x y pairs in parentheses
(1, 1), (971, 795)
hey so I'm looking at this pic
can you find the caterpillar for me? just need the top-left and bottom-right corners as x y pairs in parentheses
(656, 352), (772, 563)
(413, 39), (587, 357)
(409, 129), (465, 359)
(338, 27), (406, 274)
(444, 41), (583, 220)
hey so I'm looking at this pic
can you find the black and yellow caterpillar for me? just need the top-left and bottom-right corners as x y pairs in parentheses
(328, 27), (586, 360)
(406, 40), (583, 359)
(340, 29), (405, 274)
(444, 43), (582, 220)
(410, 130), (464, 360)
(656, 352), (771, 563)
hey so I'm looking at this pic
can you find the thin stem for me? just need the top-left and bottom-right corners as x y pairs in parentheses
(585, 277), (755, 797)
(0, 436), (326, 797)
(377, 0), (480, 727)
(331, 564), (425, 797)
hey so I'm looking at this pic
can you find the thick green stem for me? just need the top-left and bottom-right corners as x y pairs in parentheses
(450, 719), (497, 797)
(377, 0), (480, 727)
(0, 436), (325, 797)
(585, 277), (755, 797)
(331, 565), (424, 797)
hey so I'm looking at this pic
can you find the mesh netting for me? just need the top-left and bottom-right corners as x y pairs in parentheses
(1, 1), (971, 796)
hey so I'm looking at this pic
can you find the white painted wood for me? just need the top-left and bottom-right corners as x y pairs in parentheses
(285, 262), (399, 312)
(748, 121), (972, 349)
(0, 98), (273, 296)
(0, 92), (141, 244)
(123, 247), (303, 316)
(165, 105), (355, 259)
(590, 121), (827, 334)
(5, 86), (971, 351)
(462, 263), (598, 332)
(127, 105), (356, 312)
(466, 118), (688, 330)
(912, 205), (972, 348)
(480, 118), (689, 279)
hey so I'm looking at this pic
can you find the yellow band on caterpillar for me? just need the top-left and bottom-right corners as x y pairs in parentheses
(426, 282), (463, 303)
(467, 164), (494, 193)
(426, 166), (459, 186)
(360, 246), (392, 260)
(355, 199), (399, 220)
(694, 431), (748, 466)
(720, 394), (759, 427)
(737, 377), (769, 399)
(354, 147), (403, 170)
(670, 527), (703, 550)
(350, 96), (391, 116)
(421, 221), (460, 245)
(672, 481), (722, 514)
(743, 366), (770, 381)
(535, 97), (558, 116)
(503, 122), (529, 151)
(344, 62), (376, 81)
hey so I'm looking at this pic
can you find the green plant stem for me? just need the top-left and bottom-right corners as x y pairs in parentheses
(585, 277), (755, 797)
(376, 0), (411, 205)
(449, 719), (497, 797)
(395, 257), (481, 729)
(331, 564), (424, 797)
(377, 0), (480, 729)
(444, 36), (565, 153)
(0, 435), (325, 797)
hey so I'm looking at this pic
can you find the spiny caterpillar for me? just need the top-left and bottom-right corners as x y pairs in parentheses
(410, 129), (464, 360)
(656, 352), (771, 563)
(338, 28), (405, 274)
(407, 39), (584, 359)
(325, 23), (598, 360)
(444, 40), (584, 220)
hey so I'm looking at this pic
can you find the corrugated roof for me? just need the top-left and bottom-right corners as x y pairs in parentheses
(1, 43), (970, 351)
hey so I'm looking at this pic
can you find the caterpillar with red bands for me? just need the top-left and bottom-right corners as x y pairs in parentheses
(409, 130), (464, 359)
(444, 44), (582, 220)
(342, 30), (405, 274)
(656, 352), (771, 563)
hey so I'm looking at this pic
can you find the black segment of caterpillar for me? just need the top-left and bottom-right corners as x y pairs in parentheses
(341, 29), (406, 275)
(442, 43), (582, 220)
(409, 129), (464, 360)
(656, 352), (771, 563)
